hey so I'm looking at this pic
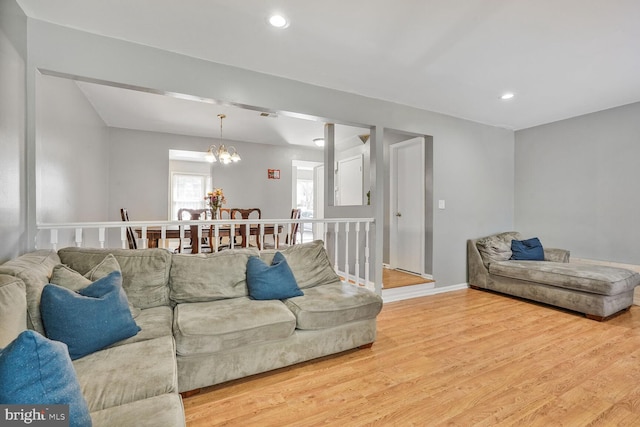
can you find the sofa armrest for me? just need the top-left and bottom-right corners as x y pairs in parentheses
(544, 248), (570, 263)
(467, 240), (489, 288)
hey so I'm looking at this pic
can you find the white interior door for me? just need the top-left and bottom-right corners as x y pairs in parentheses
(336, 155), (363, 205)
(390, 137), (425, 275)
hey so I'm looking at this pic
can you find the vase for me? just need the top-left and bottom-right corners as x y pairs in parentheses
(212, 208), (218, 220)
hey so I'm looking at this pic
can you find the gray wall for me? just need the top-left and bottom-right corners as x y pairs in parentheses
(515, 101), (640, 264)
(108, 127), (323, 223)
(0, 0), (27, 263)
(21, 18), (515, 287)
(36, 74), (110, 224)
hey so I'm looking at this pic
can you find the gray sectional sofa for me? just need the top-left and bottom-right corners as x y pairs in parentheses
(468, 232), (640, 320)
(0, 240), (382, 426)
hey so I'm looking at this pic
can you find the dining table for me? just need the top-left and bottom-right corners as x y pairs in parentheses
(136, 223), (283, 253)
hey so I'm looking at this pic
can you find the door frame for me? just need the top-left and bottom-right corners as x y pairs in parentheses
(389, 137), (425, 275)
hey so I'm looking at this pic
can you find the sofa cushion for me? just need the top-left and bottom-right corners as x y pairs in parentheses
(260, 240), (341, 289)
(90, 394), (185, 427)
(511, 237), (544, 261)
(169, 248), (259, 303)
(173, 297), (296, 355)
(73, 335), (177, 412)
(40, 271), (140, 360)
(107, 306), (173, 348)
(0, 330), (92, 427)
(58, 248), (172, 309)
(283, 282), (383, 330)
(246, 252), (303, 300)
(0, 250), (61, 334)
(0, 275), (27, 348)
(50, 254), (141, 318)
(489, 261), (640, 296)
(476, 232), (521, 268)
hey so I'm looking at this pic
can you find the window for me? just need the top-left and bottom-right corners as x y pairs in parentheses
(170, 172), (212, 220)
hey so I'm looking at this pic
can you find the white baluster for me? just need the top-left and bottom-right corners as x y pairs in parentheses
(74, 228), (83, 247)
(260, 224), (265, 250)
(179, 225), (186, 253)
(344, 222), (350, 285)
(354, 222), (361, 286)
(213, 224), (220, 252)
(334, 222), (339, 273)
(120, 227), (127, 249)
(160, 226), (167, 250)
(51, 229), (58, 251)
(365, 222), (371, 291)
(98, 227), (106, 248)
(141, 226), (148, 249)
(323, 222), (328, 250)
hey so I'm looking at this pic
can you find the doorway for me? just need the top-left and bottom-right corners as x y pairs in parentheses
(389, 136), (431, 276)
(292, 160), (322, 241)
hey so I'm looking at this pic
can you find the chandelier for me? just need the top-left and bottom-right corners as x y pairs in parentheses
(206, 114), (241, 164)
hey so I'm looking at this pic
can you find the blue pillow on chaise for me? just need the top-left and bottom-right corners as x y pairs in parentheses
(511, 237), (544, 261)
(41, 271), (140, 360)
(246, 252), (304, 300)
(0, 330), (92, 427)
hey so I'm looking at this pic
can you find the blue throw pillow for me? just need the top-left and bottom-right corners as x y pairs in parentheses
(0, 330), (92, 427)
(41, 271), (140, 360)
(246, 252), (304, 300)
(511, 237), (544, 261)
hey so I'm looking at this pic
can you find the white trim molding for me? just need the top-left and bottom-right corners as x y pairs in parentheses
(383, 283), (468, 304)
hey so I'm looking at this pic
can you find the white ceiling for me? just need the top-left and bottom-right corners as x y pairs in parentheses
(73, 80), (369, 149)
(19, 0), (640, 132)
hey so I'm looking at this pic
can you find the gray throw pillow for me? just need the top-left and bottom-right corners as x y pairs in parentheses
(476, 231), (521, 268)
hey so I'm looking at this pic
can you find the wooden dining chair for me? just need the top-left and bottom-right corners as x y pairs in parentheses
(286, 208), (302, 245)
(177, 208), (212, 253)
(209, 208), (233, 251)
(120, 208), (137, 250)
(263, 208), (301, 249)
(231, 208), (262, 248)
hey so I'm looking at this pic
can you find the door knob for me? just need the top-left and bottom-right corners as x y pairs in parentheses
(396, 212), (402, 217)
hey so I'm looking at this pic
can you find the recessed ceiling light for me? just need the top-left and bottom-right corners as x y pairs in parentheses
(500, 92), (515, 100)
(313, 138), (325, 147)
(269, 14), (289, 29)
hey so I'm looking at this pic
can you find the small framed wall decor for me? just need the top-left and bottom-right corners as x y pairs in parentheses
(268, 169), (280, 179)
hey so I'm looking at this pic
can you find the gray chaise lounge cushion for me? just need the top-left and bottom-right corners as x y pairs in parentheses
(490, 261), (640, 296)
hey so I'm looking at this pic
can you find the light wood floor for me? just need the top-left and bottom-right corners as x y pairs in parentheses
(382, 268), (434, 289)
(183, 289), (640, 426)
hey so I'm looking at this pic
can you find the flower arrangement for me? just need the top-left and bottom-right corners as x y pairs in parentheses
(205, 188), (226, 210)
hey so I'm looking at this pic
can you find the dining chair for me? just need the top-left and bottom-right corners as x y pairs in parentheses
(230, 208), (262, 248)
(120, 208), (137, 250)
(209, 208), (233, 251)
(177, 208), (212, 253)
(263, 208), (301, 249)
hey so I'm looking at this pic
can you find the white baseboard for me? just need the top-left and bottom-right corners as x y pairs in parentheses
(382, 282), (468, 304)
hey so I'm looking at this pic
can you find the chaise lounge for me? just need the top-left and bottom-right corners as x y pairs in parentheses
(468, 231), (640, 320)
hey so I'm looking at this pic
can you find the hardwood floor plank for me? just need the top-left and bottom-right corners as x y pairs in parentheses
(184, 289), (640, 426)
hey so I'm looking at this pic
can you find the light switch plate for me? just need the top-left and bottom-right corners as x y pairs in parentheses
(438, 200), (446, 209)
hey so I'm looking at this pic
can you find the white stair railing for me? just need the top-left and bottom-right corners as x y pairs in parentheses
(36, 217), (376, 292)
